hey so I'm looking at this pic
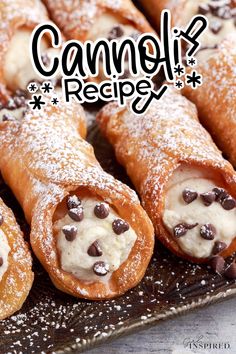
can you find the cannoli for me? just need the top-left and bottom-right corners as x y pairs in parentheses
(182, 35), (236, 167)
(43, 0), (155, 81)
(0, 99), (154, 299)
(0, 0), (59, 95)
(97, 87), (236, 263)
(0, 197), (33, 320)
(136, 0), (236, 61)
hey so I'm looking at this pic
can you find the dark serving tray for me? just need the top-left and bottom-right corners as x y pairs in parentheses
(0, 106), (236, 354)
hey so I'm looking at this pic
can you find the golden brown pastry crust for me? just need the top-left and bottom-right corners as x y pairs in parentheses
(97, 88), (236, 263)
(43, 0), (155, 41)
(0, 0), (49, 96)
(0, 102), (154, 299)
(0, 198), (33, 320)
(183, 35), (236, 167)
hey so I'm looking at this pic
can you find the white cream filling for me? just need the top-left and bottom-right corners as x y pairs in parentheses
(3, 29), (59, 91)
(182, 0), (236, 61)
(163, 165), (236, 258)
(54, 197), (137, 283)
(0, 229), (10, 282)
(88, 14), (140, 80)
(0, 107), (25, 122)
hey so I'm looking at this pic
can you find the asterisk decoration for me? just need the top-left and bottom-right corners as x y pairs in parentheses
(28, 95), (46, 110)
(174, 64), (185, 77)
(51, 97), (59, 105)
(27, 82), (38, 93)
(175, 80), (184, 90)
(185, 70), (202, 89)
(187, 57), (197, 67)
(40, 81), (54, 94)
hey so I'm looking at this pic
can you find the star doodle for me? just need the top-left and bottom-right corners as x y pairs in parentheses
(27, 82), (38, 93)
(174, 64), (185, 77)
(51, 97), (59, 105)
(175, 80), (184, 90)
(185, 70), (202, 89)
(187, 57), (197, 67)
(40, 81), (54, 94)
(28, 95), (46, 110)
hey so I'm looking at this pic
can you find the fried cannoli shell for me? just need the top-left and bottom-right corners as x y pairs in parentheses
(43, 0), (154, 41)
(0, 0), (49, 93)
(97, 88), (236, 263)
(0, 198), (33, 320)
(0, 102), (154, 299)
(183, 35), (236, 167)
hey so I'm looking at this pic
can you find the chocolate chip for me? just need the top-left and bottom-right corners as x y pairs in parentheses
(212, 187), (227, 202)
(0, 257), (3, 267)
(182, 188), (198, 204)
(130, 31), (141, 41)
(67, 195), (81, 210)
(0, 214), (3, 226)
(119, 69), (130, 79)
(41, 53), (50, 66)
(6, 99), (17, 110)
(210, 20), (223, 34)
(94, 202), (110, 219)
(224, 263), (236, 279)
(173, 223), (188, 238)
(217, 5), (232, 19)
(68, 207), (84, 222)
(200, 191), (216, 206)
(2, 114), (15, 122)
(87, 240), (103, 257)
(15, 89), (28, 98)
(212, 241), (227, 255)
(198, 4), (210, 14)
(62, 225), (77, 241)
(221, 195), (236, 210)
(93, 261), (109, 276)
(185, 222), (199, 230)
(14, 96), (25, 108)
(200, 223), (216, 240)
(108, 25), (124, 40)
(112, 219), (129, 235)
(209, 256), (225, 274)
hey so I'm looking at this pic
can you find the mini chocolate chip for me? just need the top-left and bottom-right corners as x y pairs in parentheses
(182, 188), (198, 204)
(41, 53), (50, 66)
(200, 191), (216, 206)
(210, 20), (223, 34)
(67, 195), (81, 210)
(130, 31), (141, 41)
(0, 257), (3, 267)
(212, 241), (227, 255)
(209, 256), (225, 274)
(212, 187), (227, 202)
(68, 207), (84, 222)
(185, 222), (199, 230)
(200, 223), (216, 240)
(224, 263), (236, 279)
(62, 225), (77, 241)
(94, 202), (110, 219)
(6, 99), (17, 110)
(87, 240), (103, 257)
(112, 219), (129, 235)
(198, 4), (210, 14)
(93, 261), (109, 276)
(0, 214), (3, 226)
(173, 223), (188, 238)
(14, 96), (25, 108)
(108, 25), (124, 40)
(217, 5), (232, 19)
(221, 195), (236, 210)
(15, 89), (28, 98)
(2, 114), (15, 122)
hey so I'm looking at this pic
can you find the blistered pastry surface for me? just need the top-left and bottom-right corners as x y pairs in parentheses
(0, 198), (33, 320)
(43, 0), (154, 40)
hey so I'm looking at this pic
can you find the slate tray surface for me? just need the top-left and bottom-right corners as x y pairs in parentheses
(0, 106), (236, 354)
